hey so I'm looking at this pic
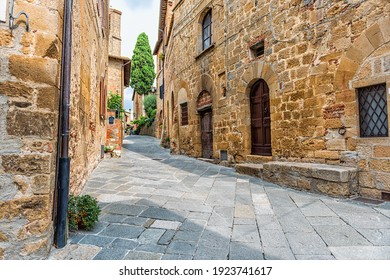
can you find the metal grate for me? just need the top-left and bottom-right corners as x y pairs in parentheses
(358, 83), (388, 137)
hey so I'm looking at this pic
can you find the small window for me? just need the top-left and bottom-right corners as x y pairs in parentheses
(202, 11), (212, 50)
(181, 102), (188, 126)
(250, 40), (265, 58)
(358, 83), (388, 137)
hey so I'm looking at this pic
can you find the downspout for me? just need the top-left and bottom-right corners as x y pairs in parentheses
(55, 0), (73, 248)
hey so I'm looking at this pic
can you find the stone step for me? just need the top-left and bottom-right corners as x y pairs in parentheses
(235, 163), (264, 178)
(235, 161), (358, 198)
(246, 155), (273, 163)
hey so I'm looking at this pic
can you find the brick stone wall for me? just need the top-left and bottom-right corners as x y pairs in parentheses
(158, 0), (390, 198)
(0, 0), (109, 259)
(0, 0), (63, 259)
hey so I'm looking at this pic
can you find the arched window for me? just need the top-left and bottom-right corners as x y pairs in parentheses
(202, 10), (212, 50)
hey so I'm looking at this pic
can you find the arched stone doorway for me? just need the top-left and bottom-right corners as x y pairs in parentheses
(250, 79), (272, 156)
(197, 90), (213, 159)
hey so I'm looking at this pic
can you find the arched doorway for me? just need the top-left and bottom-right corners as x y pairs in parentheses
(250, 79), (271, 156)
(197, 90), (213, 159)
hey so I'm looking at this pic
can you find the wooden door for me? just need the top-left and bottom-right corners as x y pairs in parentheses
(250, 79), (271, 156)
(201, 110), (213, 159)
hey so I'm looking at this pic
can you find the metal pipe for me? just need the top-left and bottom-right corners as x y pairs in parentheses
(9, 0), (30, 31)
(55, 0), (73, 248)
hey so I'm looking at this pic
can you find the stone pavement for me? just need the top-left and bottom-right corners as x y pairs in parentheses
(49, 136), (390, 260)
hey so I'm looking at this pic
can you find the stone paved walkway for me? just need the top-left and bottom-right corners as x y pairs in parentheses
(49, 135), (390, 260)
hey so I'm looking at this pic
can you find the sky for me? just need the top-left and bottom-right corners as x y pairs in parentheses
(109, 0), (160, 111)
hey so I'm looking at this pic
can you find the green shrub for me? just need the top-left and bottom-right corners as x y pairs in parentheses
(68, 194), (101, 231)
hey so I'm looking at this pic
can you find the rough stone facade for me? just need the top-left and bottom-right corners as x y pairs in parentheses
(0, 0), (109, 259)
(156, 0), (390, 199)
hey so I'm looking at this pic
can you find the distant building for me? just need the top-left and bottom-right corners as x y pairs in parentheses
(106, 8), (131, 154)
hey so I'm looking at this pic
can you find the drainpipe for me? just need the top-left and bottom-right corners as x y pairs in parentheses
(55, 0), (73, 248)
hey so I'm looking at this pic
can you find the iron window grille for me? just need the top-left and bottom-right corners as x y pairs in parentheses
(358, 83), (388, 137)
(160, 83), (164, 100)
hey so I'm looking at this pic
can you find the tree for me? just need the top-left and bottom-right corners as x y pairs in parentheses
(143, 94), (156, 119)
(130, 33), (156, 95)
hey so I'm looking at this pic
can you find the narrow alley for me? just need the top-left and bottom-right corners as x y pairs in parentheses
(49, 136), (390, 260)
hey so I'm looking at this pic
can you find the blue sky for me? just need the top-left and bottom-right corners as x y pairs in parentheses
(109, 0), (160, 111)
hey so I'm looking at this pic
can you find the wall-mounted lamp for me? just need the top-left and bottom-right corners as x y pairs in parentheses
(9, 0), (30, 31)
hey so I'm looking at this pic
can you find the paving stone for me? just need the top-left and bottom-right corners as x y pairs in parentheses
(180, 219), (207, 232)
(109, 238), (138, 250)
(208, 207), (234, 226)
(194, 246), (229, 260)
(357, 229), (390, 245)
(68, 232), (85, 244)
(166, 240), (197, 255)
(136, 244), (167, 254)
(151, 220), (182, 230)
(93, 248), (128, 260)
(260, 229), (289, 248)
(99, 224), (144, 239)
(138, 228), (166, 244)
(306, 216), (346, 226)
(78, 235), (114, 247)
(99, 214), (128, 223)
(232, 224), (261, 243)
(173, 230), (203, 242)
(234, 218), (256, 225)
(162, 254), (193, 260)
(298, 200), (336, 217)
(124, 251), (162, 260)
(285, 232), (330, 255)
(314, 224), (371, 246)
(229, 242), (263, 260)
(338, 213), (390, 229)
(263, 247), (295, 260)
(234, 204), (255, 218)
(158, 230), (176, 245)
(329, 246), (390, 260)
(140, 207), (186, 222)
(295, 254), (335, 260)
(103, 203), (148, 216)
(256, 215), (282, 230)
(199, 227), (231, 249)
(278, 209), (314, 233)
(121, 216), (150, 226)
(187, 212), (211, 220)
(48, 244), (101, 260)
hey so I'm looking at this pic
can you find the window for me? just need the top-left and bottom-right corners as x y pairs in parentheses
(358, 83), (388, 137)
(250, 40), (265, 58)
(181, 102), (188, 126)
(202, 10), (212, 50)
(0, 0), (7, 22)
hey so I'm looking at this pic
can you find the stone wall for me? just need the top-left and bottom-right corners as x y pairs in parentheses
(0, 0), (64, 259)
(158, 0), (390, 198)
(67, 0), (109, 195)
(0, 0), (109, 259)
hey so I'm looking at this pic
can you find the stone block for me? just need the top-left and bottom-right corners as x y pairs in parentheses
(370, 159), (390, 172)
(315, 181), (350, 197)
(314, 150), (340, 160)
(37, 86), (59, 111)
(9, 55), (58, 86)
(326, 139), (346, 151)
(7, 110), (57, 138)
(0, 82), (33, 98)
(0, 196), (49, 221)
(2, 154), (51, 175)
(0, 29), (13, 47)
(373, 146), (390, 158)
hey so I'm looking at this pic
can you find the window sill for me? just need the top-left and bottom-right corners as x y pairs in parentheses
(195, 43), (215, 60)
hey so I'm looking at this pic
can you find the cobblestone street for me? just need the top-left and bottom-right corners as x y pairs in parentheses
(49, 136), (390, 260)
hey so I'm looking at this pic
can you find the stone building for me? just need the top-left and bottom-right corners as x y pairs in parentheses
(106, 8), (131, 154)
(0, 0), (110, 259)
(155, 0), (390, 199)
